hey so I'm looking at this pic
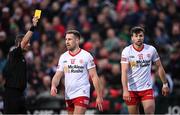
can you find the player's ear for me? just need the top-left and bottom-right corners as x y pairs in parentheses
(76, 37), (80, 42)
(131, 37), (133, 43)
(17, 40), (22, 47)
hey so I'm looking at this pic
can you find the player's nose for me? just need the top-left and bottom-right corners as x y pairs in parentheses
(137, 36), (141, 40)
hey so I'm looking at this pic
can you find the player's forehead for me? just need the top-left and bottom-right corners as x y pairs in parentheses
(65, 33), (75, 39)
(132, 31), (144, 36)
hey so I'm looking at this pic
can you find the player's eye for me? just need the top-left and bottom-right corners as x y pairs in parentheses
(139, 34), (143, 37)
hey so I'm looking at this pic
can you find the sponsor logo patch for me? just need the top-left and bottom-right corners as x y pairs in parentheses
(79, 59), (84, 64)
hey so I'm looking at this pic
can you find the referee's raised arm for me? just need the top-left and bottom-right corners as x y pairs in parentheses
(20, 17), (38, 49)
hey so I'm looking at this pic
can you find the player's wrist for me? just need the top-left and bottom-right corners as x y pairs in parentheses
(29, 25), (36, 32)
(163, 83), (168, 88)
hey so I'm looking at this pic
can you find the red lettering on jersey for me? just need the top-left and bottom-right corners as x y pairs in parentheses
(71, 59), (75, 64)
(138, 54), (143, 59)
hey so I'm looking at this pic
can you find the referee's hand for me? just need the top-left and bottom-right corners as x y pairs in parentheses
(51, 85), (57, 96)
(32, 17), (38, 27)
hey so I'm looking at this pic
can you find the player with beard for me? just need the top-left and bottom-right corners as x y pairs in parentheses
(121, 26), (170, 114)
(51, 30), (103, 114)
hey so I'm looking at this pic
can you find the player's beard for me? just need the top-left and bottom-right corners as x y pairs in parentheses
(135, 40), (143, 47)
(67, 45), (76, 52)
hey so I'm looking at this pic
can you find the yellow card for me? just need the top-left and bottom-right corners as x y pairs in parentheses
(34, 10), (41, 19)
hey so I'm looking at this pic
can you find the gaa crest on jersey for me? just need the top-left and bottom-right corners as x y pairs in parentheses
(71, 59), (75, 64)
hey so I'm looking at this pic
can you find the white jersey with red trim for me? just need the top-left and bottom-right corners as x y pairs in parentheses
(121, 44), (160, 91)
(57, 49), (95, 100)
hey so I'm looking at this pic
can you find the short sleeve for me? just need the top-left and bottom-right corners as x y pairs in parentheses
(121, 47), (129, 64)
(152, 47), (160, 62)
(87, 53), (96, 69)
(56, 55), (64, 72)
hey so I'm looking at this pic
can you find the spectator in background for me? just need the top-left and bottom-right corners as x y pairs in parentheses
(104, 28), (120, 52)
(52, 16), (65, 36)
(0, 31), (11, 57)
(2, 17), (38, 114)
(1, 7), (11, 34)
(166, 46), (180, 94)
(0, 49), (7, 73)
(121, 26), (170, 114)
(154, 27), (171, 46)
(171, 21), (180, 42)
(51, 30), (103, 114)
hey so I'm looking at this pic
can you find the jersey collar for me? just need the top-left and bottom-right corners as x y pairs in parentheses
(132, 44), (144, 52)
(69, 48), (81, 56)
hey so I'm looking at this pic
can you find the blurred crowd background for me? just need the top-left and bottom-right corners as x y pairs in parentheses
(0, 0), (180, 114)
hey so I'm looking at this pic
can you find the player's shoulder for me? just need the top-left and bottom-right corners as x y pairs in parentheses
(81, 49), (92, 55)
(60, 51), (69, 58)
(10, 46), (21, 52)
(9, 46), (22, 56)
(122, 45), (131, 51)
(144, 44), (156, 50)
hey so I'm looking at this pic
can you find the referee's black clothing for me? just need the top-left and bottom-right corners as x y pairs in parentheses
(3, 46), (27, 114)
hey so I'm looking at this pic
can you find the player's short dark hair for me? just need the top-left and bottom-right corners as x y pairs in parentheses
(65, 30), (81, 39)
(130, 26), (145, 36)
(15, 34), (24, 46)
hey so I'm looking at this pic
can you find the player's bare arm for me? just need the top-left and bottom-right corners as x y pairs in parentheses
(21, 17), (38, 49)
(155, 59), (170, 96)
(51, 71), (64, 96)
(121, 63), (131, 101)
(88, 67), (103, 111)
